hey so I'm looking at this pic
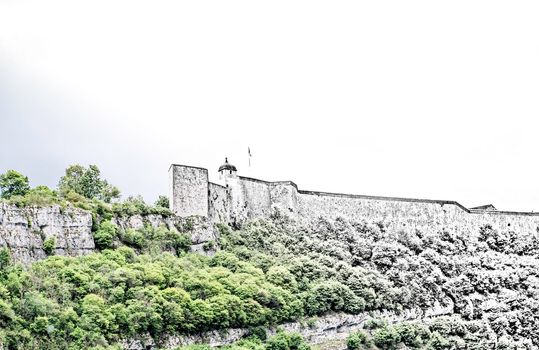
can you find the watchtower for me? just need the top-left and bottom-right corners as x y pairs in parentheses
(218, 158), (237, 185)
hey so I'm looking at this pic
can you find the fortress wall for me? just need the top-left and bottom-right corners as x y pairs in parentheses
(208, 182), (229, 223)
(169, 165), (209, 217)
(294, 191), (539, 236)
(169, 164), (539, 237)
(236, 177), (272, 221)
(270, 182), (299, 217)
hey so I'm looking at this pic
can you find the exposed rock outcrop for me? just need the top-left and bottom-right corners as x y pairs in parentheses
(0, 203), (94, 264)
(0, 204), (219, 264)
(122, 309), (433, 350)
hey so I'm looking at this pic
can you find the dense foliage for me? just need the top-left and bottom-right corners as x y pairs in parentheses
(346, 321), (448, 350)
(0, 217), (405, 349)
(0, 170), (30, 199)
(58, 164), (120, 203)
(0, 167), (172, 220)
(219, 219), (407, 313)
(345, 316), (500, 350)
(173, 331), (310, 350)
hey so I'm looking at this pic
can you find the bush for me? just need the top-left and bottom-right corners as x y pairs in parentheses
(43, 238), (55, 256)
(112, 196), (172, 217)
(266, 332), (309, 350)
(363, 318), (386, 330)
(8, 186), (62, 207)
(347, 331), (369, 350)
(118, 226), (190, 254)
(94, 221), (117, 249)
(373, 326), (401, 350)
(248, 326), (268, 341)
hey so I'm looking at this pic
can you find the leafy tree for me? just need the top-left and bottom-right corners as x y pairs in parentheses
(155, 195), (170, 208)
(58, 164), (120, 203)
(0, 170), (30, 199)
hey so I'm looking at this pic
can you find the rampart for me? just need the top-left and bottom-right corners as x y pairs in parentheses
(169, 164), (539, 236)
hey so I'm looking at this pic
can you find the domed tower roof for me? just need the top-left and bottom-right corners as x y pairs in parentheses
(218, 158), (237, 172)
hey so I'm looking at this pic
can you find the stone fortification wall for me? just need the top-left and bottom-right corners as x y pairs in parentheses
(294, 191), (539, 235)
(226, 177), (272, 224)
(208, 182), (229, 223)
(208, 174), (539, 236)
(171, 163), (539, 236)
(169, 164), (209, 217)
(0, 203), (94, 264)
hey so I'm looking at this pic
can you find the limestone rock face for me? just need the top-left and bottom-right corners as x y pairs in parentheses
(0, 203), (94, 264)
(123, 310), (425, 350)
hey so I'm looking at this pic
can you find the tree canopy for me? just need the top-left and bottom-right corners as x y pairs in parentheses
(58, 164), (120, 202)
(0, 170), (30, 199)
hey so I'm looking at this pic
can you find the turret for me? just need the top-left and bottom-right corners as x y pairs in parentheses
(218, 158), (237, 184)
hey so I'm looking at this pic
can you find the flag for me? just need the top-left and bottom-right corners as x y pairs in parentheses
(248, 147), (251, 167)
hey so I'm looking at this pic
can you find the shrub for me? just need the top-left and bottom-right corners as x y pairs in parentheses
(94, 221), (117, 249)
(43, 237), (55, 256)
(248, 326), (268, 341)
(363, 318), (386, 330)
(373, 326), (401, 350)
(304, 281), (365, 315)
(426, 331), (451, 349)
(0, 248), (10, 270)
(266, 332), (309, 350)
(347, 331), (369, 350)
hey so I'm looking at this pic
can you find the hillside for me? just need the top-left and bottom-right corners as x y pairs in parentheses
(1, 167), (539, 349)
(2, 208), (539, 349)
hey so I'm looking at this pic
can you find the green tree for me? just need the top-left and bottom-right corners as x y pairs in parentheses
(58, 164), (120, 202)
(0, 170), (30, 199)
(155, 195), (170, 208)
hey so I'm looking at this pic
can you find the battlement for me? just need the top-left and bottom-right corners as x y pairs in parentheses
(169, 162), (539, 236)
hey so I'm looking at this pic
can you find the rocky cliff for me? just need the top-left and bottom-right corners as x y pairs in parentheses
(0, 204), (218, 264)
(0, 203), (94, 264)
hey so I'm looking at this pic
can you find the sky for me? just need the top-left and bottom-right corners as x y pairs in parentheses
(1, 0), (539, 211)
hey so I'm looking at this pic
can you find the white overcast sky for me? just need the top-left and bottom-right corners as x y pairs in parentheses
(1, 1), (539, 211)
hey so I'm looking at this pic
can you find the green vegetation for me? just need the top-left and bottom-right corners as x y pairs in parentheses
(0, 215), (407, 349)
(155, 195), (170, 209)
(58, 164), (120, 203)
(0, 167), (172, 221)
(0, 243), (314, 349)
(173, 331), (311, 350)
(42, 237), (55, 256)
(345, 319), (483, 350)
(94, 221), (117, 249)
(118, 224), (191, 254)
(219, 219), (406, 313)
(0, 166), (494, 349)
(0, 170), (30, 199)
